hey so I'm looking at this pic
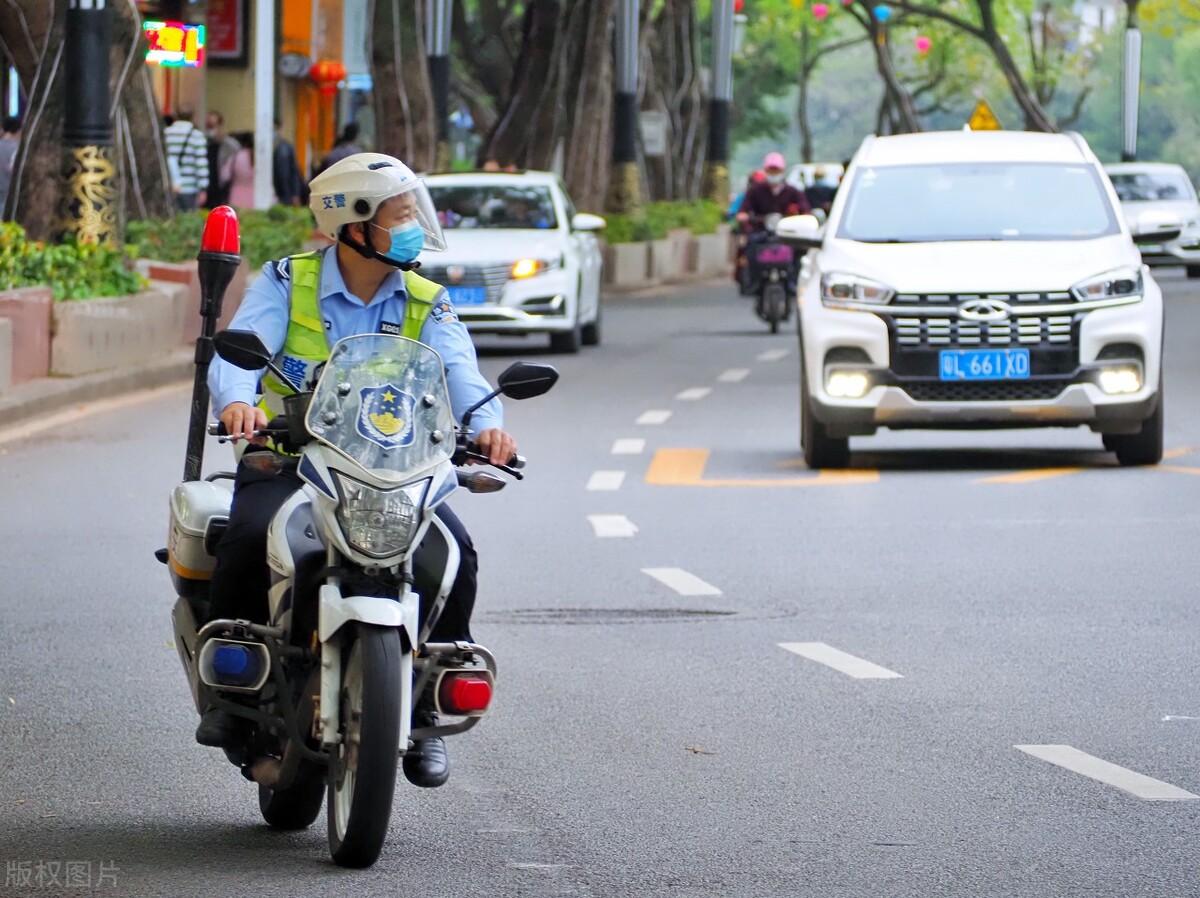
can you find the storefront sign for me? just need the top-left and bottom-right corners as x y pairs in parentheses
(145, 21), (206, 68)
(207, 0), (248, 66)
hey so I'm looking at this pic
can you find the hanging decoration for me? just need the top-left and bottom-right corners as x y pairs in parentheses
(873, 4), (891, 21)
(734, 0), (745, 12)
(812, 3), (830, 19)
(915, 35), (933, 54)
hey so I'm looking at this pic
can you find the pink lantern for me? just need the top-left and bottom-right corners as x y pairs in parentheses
(841, 0), (853, 5)
(915, 35), (933, 54)
(813, 2), (830, 18)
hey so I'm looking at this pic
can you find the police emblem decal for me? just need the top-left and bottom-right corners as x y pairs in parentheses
(431, 299), (458, 324)
(356, 384), (417, 450)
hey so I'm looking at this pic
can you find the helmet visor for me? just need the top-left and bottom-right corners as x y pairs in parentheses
(381, 178), (447, 252)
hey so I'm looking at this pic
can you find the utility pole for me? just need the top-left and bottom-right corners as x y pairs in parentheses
(1121, 0), (1142, 162)
(607, 0), (641, 213)
(426, 0), (453, 170)
(704, 0), (734, 205)
(253, 0), (276, 210)
(62, 0), (117, 246)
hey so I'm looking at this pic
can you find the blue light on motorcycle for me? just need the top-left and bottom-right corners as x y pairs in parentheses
(211, 644), (261, 687)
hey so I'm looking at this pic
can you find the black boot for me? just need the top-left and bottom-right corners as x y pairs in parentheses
(195, 708), (244, 748)
(403, 709), (449, 788)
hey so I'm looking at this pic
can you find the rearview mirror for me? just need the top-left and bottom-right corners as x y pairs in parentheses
(497, 362), (559, 400)
(213, 329), (272, 371)
(572, 213), (607, 232)
(776, 214), (824, 250)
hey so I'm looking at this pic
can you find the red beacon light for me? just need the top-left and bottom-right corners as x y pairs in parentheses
(437, 672), (494, 716)
(200, 205), (240, 256)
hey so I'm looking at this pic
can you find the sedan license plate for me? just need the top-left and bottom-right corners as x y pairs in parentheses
(447, 286), (488, 306)
(939, 348), (1030, 381)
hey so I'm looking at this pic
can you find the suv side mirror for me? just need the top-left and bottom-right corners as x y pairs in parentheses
(497, 362), (559, 400)
(214, 329), (273, 371)
(777, 214), (824, 250)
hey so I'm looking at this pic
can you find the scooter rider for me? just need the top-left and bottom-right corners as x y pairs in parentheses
(195, 152), (516, 790)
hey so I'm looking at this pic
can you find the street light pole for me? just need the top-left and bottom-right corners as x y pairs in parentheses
(705, 0), (734, 205)
(1121, 0), (1142, 162)
(426, 0), (453, 171)
(253, 0), (276, 210)
(608, 0), (641, 213)
(62, 0), (117, 246)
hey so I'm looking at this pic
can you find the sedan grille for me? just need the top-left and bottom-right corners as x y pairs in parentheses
(419, 264), (511, 304)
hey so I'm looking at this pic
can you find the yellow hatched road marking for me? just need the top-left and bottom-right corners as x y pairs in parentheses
(977, 467), (1084, 485)
(645, 449), (878, 488)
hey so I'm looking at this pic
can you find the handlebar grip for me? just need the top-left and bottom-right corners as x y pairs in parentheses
(207, 422), (228, 436)
(509, 455), (525, 470)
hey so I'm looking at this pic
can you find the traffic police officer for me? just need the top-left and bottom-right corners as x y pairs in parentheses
(196, 153), (516, 789)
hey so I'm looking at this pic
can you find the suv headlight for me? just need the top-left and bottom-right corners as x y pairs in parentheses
(821, 272), (895, 306)
(1071, 267), (1143, 302)
(333, 473), (428, 559)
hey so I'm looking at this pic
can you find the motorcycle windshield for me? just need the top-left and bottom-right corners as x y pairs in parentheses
(305, 334), (456, 479)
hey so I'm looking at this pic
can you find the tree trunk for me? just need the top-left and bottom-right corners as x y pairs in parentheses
(798, 28), (815, 163)
(868, 26), (921, 132)
(641, 0), (706, 200)
(556, 0), (616, 210)
(3, 0), (171, 237)
(482, 0), (561, 166)
(370, 0), (437, 171)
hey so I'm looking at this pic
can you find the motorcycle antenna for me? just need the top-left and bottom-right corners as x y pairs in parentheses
(183, 207), (242, 482)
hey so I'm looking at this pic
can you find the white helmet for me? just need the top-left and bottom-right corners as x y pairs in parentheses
(308, 152), (446, 252)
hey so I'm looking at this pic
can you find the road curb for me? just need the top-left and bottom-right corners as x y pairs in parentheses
(0, 348), (194, 431)
(606, 276), (733, 299)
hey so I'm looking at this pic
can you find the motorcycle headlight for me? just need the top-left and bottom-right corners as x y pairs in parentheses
(820, 272), (895, 306)
(1071, 267), (1143, 302)
(332, 473), (428, 559)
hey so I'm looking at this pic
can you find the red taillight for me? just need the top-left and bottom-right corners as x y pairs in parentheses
(438, 674), (493, 714)
(200, 205), (240, 255)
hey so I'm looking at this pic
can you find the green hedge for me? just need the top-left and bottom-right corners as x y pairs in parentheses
(0, 223), (145, 301)
(127, 205), (317, 270)
(601, 200), (724, 244)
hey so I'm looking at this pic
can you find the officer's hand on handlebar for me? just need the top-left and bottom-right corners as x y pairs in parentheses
(474, 428), (517, 466)
(219, 402), (269, 444)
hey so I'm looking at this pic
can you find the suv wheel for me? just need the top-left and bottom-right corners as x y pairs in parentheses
(800, 352), (849, 469)
(1110, 379), (1164, 466)
(581, 301), (601, 347)
(1187, 265), (1200, 280)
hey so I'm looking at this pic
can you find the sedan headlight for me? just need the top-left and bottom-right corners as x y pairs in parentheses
(1071, 267), (1143, 302)
(333, 473), (427, 559)
(820, 272), (895, 306)
(511, 257), (561, 279)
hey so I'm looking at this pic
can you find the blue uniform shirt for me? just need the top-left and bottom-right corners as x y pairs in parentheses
(208, 246), (503, 433)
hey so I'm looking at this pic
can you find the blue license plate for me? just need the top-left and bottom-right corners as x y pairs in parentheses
(939, 348), (1030, 381)
(446, 286), (488, 306)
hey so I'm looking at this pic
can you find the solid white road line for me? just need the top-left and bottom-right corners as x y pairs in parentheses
(718, 368), (750, 383)
(637, 410), (673, 425)
(588, 514), (639, 538)
(777, 642), (904, 679)
(676, 387), (712, 401)
(758, 348), (790, 362)
(1015, 745), (1199, 801)
(586, 470), (626, 491)
(641, 567), (722, 596)
(611, 438), (646, 455)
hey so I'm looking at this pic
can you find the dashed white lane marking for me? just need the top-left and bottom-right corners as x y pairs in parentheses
(586, 471), (626, 491)
(718, 368), (750, 383)
(641, 567), (722, 596)
(1015, 745), (1199, 801)
(676, 387), (712, 401)
(758, 348), (790, 362)
(778, 642), (903, 679)
(588, 514), (638, 538)
(611, 438), (646, 455)
(637, 410), (673, 425)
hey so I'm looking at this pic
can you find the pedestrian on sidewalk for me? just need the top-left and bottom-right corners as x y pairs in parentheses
(272, 119), (304, 207)
(205, 110), (240, 209)
(315, 123), (363, 176)
(226, 132), (269, 209)
(0, 115), (21, 219)
(164, 110), (210, 212)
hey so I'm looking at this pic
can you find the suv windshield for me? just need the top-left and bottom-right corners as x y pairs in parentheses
(429, 184), (558, 230)
(837, 162), (1121, 243)
(1108, 170), (1197, 203)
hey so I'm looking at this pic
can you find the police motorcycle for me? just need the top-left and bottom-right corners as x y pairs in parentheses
(160, 207), (558, 869)
(744, 212), (795, 335)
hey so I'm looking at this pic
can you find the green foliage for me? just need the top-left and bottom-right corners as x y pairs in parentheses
(0, 223), (146, 301)
(127, 205), (317, 270)
(601, 200), (724, 244)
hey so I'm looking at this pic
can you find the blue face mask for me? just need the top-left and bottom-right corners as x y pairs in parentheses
(375, 220), (424, 264)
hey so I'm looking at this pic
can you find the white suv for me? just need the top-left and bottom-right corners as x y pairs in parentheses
(780, 131), (1165, 469)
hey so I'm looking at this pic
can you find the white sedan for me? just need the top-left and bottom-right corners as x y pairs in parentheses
(1105, 162), (1200, 278)
(422, 171), (606, 353)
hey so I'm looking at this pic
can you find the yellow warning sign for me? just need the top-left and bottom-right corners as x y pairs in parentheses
(968, 99), (1002, 131)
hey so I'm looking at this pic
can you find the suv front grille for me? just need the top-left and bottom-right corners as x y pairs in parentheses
(894, 314), (1075, 348)
(901, 381), (1068, 402)
(419, 264), (511, 304)
(892, 291), (1075, 306)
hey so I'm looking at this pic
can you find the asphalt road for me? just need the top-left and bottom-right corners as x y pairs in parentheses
(3, 269), (1200, 897)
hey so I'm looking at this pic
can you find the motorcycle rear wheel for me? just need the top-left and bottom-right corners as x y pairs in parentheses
(764, 282), (785, 335)
(326, 625), (402, 868)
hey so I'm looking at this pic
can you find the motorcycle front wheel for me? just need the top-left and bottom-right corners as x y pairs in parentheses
(327, 624), (402, 868)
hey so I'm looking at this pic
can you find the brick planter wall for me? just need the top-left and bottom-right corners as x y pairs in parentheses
(0, 287), (53, 384)
(142, 259), (251, 344)
(50, 286), (190, 377)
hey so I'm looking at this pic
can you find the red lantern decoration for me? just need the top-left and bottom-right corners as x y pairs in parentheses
(309, 59), (347, 98)
(734, 0), (745, 12)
